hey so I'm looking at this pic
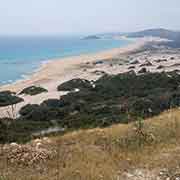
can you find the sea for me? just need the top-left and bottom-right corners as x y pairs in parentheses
(0, 36), (132, 85)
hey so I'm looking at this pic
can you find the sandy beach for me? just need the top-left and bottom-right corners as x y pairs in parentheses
(0, 37), (167, 117)
(0, 38), (147, 91)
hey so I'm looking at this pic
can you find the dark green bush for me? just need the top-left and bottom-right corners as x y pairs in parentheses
(57, 78), (92, 91)
(138, 68), (147, 74)
(19, 104), (49, 121)
(129, 98), (154, 117)
(19, 102), (67, 122)
(0, 118), (52, 143)
(0, 91), (23, 107)
(19, 104), (40, 116)
(41, 99), (64, 108)
(19, 86), (48, 96)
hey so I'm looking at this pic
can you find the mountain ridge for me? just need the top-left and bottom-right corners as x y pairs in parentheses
(127, 28), (180, 40)
(87, 28), (180, 41)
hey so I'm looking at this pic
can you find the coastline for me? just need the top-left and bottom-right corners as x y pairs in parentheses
(0, 37), (148, 92)
(0, 37), (156, 117)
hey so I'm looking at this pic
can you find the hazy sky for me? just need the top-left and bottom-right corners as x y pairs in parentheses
(0, 0), (180, 35)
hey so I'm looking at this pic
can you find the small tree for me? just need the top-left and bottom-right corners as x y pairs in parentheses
(6, 104), (17, 119)
(134, 117), (145, 147)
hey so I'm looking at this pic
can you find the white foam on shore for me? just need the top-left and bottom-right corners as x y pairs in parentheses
(0, 37), (150, 94)
(0, 38), (137, 89)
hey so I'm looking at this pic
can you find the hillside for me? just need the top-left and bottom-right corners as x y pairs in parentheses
(126, 28), (180, 48)
(85, 28), (180, 48)
(83, 35), (101, 40)
(1, 35), (180, 179)
(87, 28), (180, 41)
(1, 108), (180, 179)
(1, 71), (180, 143)
(127, 28), (180, 40)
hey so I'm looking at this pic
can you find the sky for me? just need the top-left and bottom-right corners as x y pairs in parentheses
(0, 0), (180, 35)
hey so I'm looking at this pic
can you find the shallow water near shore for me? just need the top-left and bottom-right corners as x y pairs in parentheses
(0, 36), (132, 85)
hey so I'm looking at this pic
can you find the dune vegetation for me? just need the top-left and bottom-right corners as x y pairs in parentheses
(1, 71), (180, 143)
(19, 86), (48, 96)
(0, 91), (23, 107)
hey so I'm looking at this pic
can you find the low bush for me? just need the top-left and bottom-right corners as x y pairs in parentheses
(0, 118), (52, 143)
(19, 86), (48, 96)
(57, 78), (92, 91)
(19, 104), (49, 121)
(0, 91), (23, 107)
(41, 99), (64, 108)
(138, 67), (147, 74)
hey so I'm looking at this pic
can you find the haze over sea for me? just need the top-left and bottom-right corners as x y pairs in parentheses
(0, 36), (131, 85)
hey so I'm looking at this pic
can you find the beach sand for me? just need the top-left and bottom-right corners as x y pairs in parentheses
(0, 37), (160, 117)
(0, 38), (148, 91)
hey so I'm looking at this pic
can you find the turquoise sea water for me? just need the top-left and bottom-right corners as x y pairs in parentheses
(0, 36), (132, 85)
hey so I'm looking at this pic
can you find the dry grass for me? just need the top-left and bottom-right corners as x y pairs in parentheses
(1, 108), (180, 179)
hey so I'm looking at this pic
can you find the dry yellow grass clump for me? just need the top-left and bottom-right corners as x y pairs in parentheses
(1, 109), (180, 179)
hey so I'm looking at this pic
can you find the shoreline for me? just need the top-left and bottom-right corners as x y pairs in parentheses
(0, 37), (171, 117)
(0, 37), (133, 89)
(0, 37), (148, 92)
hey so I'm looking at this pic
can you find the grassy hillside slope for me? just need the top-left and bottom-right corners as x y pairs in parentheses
(1, 108), (180, 179)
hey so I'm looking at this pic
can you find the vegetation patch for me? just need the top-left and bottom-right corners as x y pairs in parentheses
(0, 118), (52, 143)
(21, 71), (180, 126)
(19, 86), (48, 96)
(2, 71), (180, 143)
(138, 67), (147, 74)
(57, 78), (92, 91)
(139, 61), (153, 67)
(128, 66), (135, 69)
(0, 91), (23, 107)
(157, 65), (165, 69)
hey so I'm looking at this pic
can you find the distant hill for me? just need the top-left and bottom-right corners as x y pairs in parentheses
(127, 28), (180, 40)
(84, 29), (180, 41)
(83, 35), (101, 40)
(83, 32), (126, 39)
(83, 29), (180, 48)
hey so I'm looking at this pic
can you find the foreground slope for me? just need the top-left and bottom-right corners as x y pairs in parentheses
(1, 108), (180, 179)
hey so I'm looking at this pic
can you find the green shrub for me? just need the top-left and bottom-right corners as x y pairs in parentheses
(0, 118), (52, 143)
(19, 104), (49, 121)
(0, 91), (23, 107)
(19, 86), (48, 96)
(57, 78), (92, 91)
(41, 99), (64, 108)
(138, 68), (147, 74)
(129, 98), (154, 117)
